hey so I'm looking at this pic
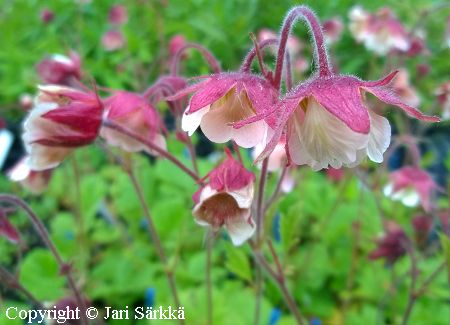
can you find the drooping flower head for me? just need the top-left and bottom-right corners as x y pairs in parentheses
(237, 6), (439, 170)
(101, 30), (126, 51)
(323, 17), (344, 44)
(108, 5), (128, 25)
(383, 166), (439, 213)
(23, 85), (103, 170)
(37, 52), (81, 85)
(176, 73), (276, 148)
(101, 91), (166, 155)
(7, 157), (53, 194)
(411, 215), (433, 248)
(192, 149), (255, 246)
(349, 6), (410, 55)
(40, 8), (54, 24)
(369, 221), (408, 265)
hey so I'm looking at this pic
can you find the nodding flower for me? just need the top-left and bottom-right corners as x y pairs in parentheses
(383, 166), (440, 213)
(191, 150), (255, 246)
(23, 85), (103, 171)
(100, 91), (166, 155)
(369, 221), (408, 265)
(173, 73), (277, 148)
(235, 6), (438, 171)
(8, 157), (53, 194)
(36, 52), (81, 85)
(349, 6), (410, 55)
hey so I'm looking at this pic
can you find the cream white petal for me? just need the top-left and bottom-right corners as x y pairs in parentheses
(366, 110), (391, 163)
(181, 106), (209, 136)
(225, 210), (255, 246)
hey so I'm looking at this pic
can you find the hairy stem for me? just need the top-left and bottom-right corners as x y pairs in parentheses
(401, 241), (419, 325)
(0, 195), (88, 325)
(0, 266), (43, 308)
(255, 158), (269, 245)
(126, 169), (184, 324)
(241, 39), (278, 73)
(102, 119), (201, 183)
(206, 231), (214, 325)
(171, 43), (221, 76)
(274, 6), (331, 90)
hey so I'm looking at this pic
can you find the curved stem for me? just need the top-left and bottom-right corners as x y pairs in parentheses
(0, 195), (88, 325)
(240, 39), (278, 73)
(402, 241), (418, 325)
(274, 6), (331, 90)
(126, 169), (184, 324)
(171, 43), (221, 76)
(102, 119), (201, 183)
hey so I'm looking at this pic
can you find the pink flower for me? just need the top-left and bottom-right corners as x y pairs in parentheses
(369, 221), (407, 264)
(258, 28), (302, 55)
(326, 167), (344, 182)
(0, 209), (20, 244)
(37, 52), (81, 85)
(391, 69), (420, 107)
(177, 73), (276, 148)
(192, 150), (255, 245)
(246, 71), (438, 170)
(323, 17), (344, 44)
(101, 30), (126, 51)
(436, 81), (450, 120)
(169, 35), (187, 57)
(7, 158), (53, 194)
(100, 92), (166, 154)
(108, 5), (128, 25)
(20, 93), (33, 111)
(22, 85), (103, 170)
(383, 166), (439, 212)
(416, 63), (430, 78)
(40, 8), (54, 24)
(349, 6), (410, 55)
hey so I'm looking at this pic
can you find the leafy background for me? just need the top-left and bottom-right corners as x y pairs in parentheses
(0, 0), (449, 324)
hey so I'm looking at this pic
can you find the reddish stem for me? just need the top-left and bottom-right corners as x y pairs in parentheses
(274, 6), (331, 90)
(240, 39), (278, 73)
(102, 119), (201, 183)
(171, 43), (221, 76)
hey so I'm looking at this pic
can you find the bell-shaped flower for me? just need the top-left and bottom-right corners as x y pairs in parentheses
(349, 6), (410, 55)
(369, 221), (408, 265)
(7, 157), (53, 194)
(383, 166), (439, 212)
(108, 4), (128, 25)
(245, 70), (438, 170)
(101, 30), (126, 51)
(100, 91), (166, 155)
(176, 73), (276, 148)
(192, 150), (255, 246)
(323, 17), (344, 44)
(37, 52), (81, 85)
(22, 85), (103, 171)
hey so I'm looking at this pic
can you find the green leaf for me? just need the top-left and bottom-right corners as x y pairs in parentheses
(225, 244), (252, 282)
(19, 249), (65, 301)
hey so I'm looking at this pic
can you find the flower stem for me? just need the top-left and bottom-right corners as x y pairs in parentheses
(240, 39), (278, 73)
(274, 6), (331, 90)
(171, 43), (221, 76)
(206, 231), (214, 325)
(255, 158), (269, 245)
(126, 169), (184, 324)
(0, 266), (43, 308)
(102, 119), (201, 183)
(401, 241), (419, 325)
(265, 166), (288, 211)
(0, 195), (88, 325)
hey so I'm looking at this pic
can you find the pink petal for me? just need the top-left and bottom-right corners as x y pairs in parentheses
(310, 77), (370, 134)
(363, 86), (440, 122)
(188, 77), (237, 113)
